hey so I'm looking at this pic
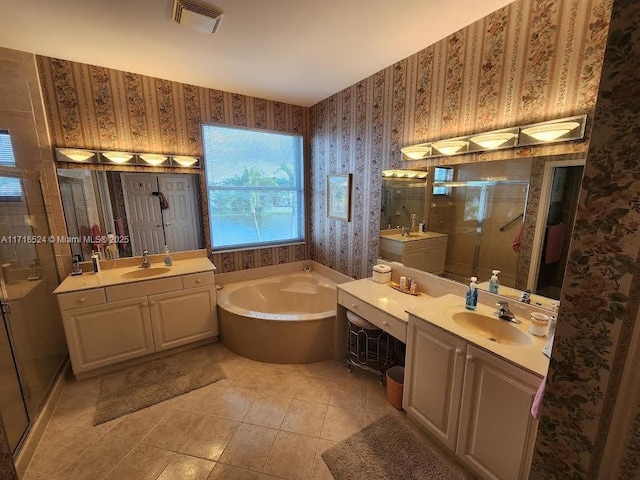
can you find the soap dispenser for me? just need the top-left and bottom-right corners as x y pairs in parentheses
(465, 277), (478, 311)
(488, 270), (501, 294)
(164, 245), (172, 266)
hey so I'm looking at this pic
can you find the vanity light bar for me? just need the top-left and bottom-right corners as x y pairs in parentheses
(55, 148), (201, 168)
(401, 115), (587, 160)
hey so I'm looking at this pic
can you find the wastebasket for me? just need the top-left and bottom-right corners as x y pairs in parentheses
(386, 366), (405, 410)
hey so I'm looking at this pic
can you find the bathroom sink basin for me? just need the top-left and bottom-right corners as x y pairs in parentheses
(120, 267), (172, 279)
(451, 311), (532, 346)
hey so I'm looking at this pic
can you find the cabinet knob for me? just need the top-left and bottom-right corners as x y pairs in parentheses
(196, 279), (201, 284)
(78, 298), (85, 303)
(382, 321), (389, 326)
(351, 304), (358, 309)
(466, 354), (474, 362)
(455, 348), (462, 355)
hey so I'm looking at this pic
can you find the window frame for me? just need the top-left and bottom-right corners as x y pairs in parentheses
(202, 123), (305, 252)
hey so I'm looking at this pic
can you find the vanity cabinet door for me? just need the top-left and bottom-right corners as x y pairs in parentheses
(424, 243), (447, 275)
(456, 345), (541, 480)
(149, 285), (218, 351)
(61, 297), (153, 375)
(404, 316), (466, 450)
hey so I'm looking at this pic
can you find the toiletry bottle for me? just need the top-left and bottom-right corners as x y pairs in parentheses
(488, 270), (500, 294)
(164, 245), (172, 266)
(465, 277), (478, 310)
(91, 253), (101, 274)
(543, 315), (557, 358)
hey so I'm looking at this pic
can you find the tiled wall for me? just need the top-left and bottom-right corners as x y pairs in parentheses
(37, 57), (309, 273)
(531, 0), (640, 476)
(309, 0), (612, 279)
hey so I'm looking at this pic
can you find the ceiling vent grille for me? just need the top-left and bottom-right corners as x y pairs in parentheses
(172, 0), (223, 34)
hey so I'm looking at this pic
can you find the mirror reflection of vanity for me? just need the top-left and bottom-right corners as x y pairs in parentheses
(57, 169), (203, 261)
(379, 154), (585, 308)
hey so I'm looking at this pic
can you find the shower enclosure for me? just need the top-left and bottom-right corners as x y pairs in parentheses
(0, 168), (67, 454)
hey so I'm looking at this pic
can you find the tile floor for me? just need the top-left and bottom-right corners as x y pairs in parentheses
(23, 343), (474, 480)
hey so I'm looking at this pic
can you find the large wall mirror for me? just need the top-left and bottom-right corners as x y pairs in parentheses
(379, 154), (585, 309)
(57, 169), (203, 261)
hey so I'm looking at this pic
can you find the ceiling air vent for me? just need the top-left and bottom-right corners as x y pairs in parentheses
(172, 0), (223, 34)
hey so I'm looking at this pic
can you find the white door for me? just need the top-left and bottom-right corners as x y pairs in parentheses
(457, 345), (541, 480)
(122, 174), (165, 256)
(157, 174), (201, 253)
(404, 317), (466, 450)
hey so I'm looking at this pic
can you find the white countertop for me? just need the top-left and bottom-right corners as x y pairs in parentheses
(407, 293), (549, 377)
(337, 278), (434, 323)
(380, 231), (448, 243)
(53, 257), (216, 294)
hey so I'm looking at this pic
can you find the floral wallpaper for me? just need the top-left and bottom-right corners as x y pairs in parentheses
(310, 0), (612, 279)
(0, 418), (17, 480)
(37, 57), (309, 272)
(530, 0), (640, 477)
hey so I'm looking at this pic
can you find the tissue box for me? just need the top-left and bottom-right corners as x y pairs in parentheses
(372, 264), (391, 283)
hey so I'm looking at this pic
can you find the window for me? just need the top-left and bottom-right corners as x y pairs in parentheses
(0, 131), (21, 199)
(432, 167), (453, 196)
(203, 125), (304, 250)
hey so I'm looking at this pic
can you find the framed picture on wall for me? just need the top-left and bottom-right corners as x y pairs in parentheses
(327, 174), (352, 221)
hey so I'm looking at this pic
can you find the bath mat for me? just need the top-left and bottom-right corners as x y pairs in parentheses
(93, 345), (225, 425)
(322, 415), (459, 480)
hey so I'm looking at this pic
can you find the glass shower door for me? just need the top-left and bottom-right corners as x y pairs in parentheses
(0, 172), (67, 453)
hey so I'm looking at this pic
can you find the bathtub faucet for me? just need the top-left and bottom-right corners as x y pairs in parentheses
(303, 266), (312, 273)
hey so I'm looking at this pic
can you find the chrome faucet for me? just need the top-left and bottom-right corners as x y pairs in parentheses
(141, 250), (151, 268)
(495, 301), (520, 323)
(401, 226), (411, 236)
(519, 289), (531, 304)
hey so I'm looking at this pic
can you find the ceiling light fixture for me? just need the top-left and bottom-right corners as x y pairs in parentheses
(172, 156), (199, 167)
(432, 140), (468, 156)
(139, 154), (168, 166)
(101, 151), (133, 164)
(54, 148), (201, 169)
(57, 148), (95, 162)
(401, 115), (587, 161)
(520, 121), (581, 142)
(470, 132), (517, 149)
(400, 145), (431, 160)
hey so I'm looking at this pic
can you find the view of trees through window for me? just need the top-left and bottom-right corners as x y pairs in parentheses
(203, 125), (304, 249)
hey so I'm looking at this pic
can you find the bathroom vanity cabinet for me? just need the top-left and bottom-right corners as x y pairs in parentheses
(404, 316), (540, 480)
(379, 232), (448, 274)
(55, 261), (217, 376)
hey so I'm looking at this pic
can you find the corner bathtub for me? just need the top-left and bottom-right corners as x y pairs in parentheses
(216, 271), (338, 363)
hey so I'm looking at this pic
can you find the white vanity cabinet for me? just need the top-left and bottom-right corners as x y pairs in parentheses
(149, 284), (217, 351)
(404, 316), (541, 480)
(57, 269), (217, 376)
(60, 296), (154, 373)
(379, 233), (448, 274)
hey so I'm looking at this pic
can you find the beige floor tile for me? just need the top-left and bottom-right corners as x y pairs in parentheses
(157, 453), (215, 480)
(310, 439), (337, 480)
(208, 387), (259, 420)
(292, 377), (333, 404)
(365, 384), (401, 414)
(320, 406), (365, 442)
(259, 475), (285, 479)
(328, 380), (367, 410)
(108, 403), (169, 442)
(105, 444), (175, 480)
(281, 399), (327, 437)
(243, 394), (292, 429)
(141, 409), (206, 451)
(60, 434), (136, 480)
(168, 383), (227, 413)
(263, 431), (318, 480)
(207, 463), (260, 479)
(27, 423), (103, 474)
(180, 415), (241, 462)
(218, 423), (278, 471)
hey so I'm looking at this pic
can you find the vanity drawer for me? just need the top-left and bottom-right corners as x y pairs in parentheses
(340, 291), (407, 342)
(105, 276), (184, 302)
(57, 288), (106, 311)
(182, 271), (215, 289)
